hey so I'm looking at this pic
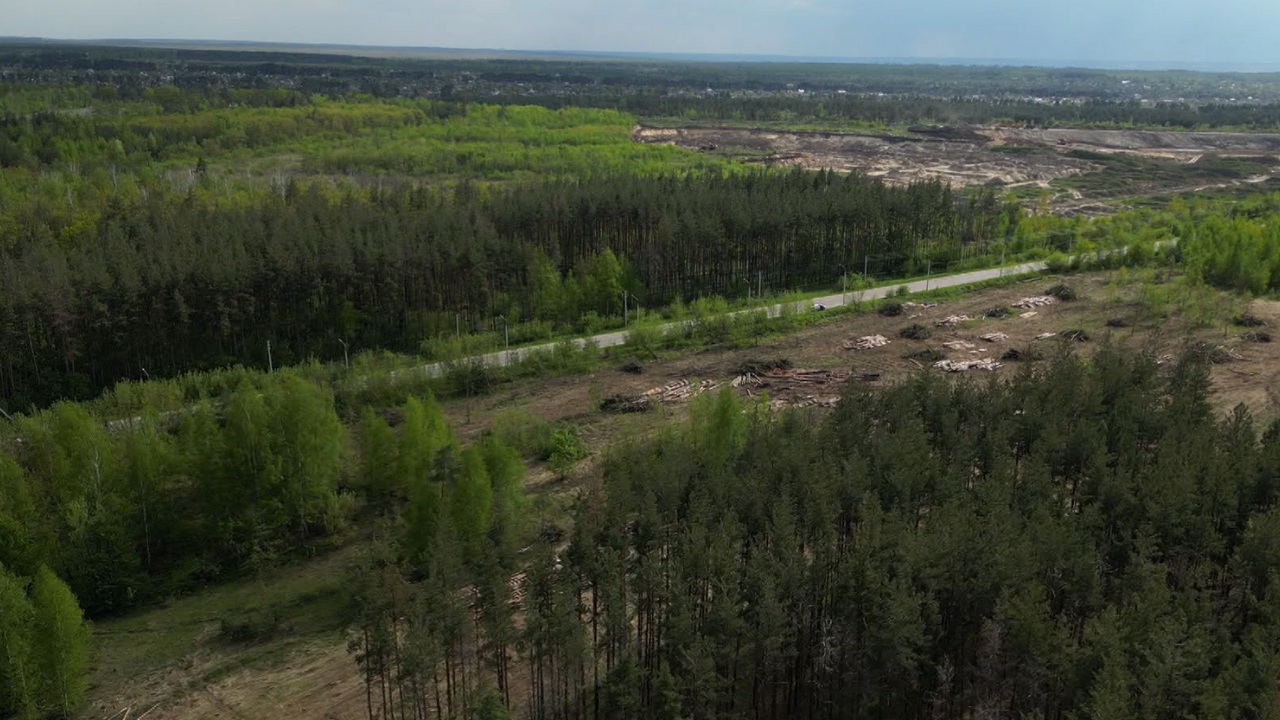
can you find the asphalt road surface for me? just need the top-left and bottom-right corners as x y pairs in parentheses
(419, 259), (1049, 378)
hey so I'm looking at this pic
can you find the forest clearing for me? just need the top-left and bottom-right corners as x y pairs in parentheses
(83, 265), (1280, 720)
(635, 124), (1280, 212)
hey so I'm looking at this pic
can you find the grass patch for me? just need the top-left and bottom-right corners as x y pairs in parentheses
(90, 544), (357, 703)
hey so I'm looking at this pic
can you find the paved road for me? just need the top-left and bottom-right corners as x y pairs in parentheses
(417, 259), (1050, 378)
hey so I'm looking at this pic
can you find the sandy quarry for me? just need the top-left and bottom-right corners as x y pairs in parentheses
(635, 124), (1280, 210)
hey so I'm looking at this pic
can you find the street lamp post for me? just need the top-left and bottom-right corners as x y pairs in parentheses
(338, 339), (349, 370)
(497, 315), (509, 357)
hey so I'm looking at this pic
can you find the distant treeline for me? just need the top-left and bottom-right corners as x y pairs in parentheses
(593, 94), (1280, 131)
(5, 44), (1280, 129)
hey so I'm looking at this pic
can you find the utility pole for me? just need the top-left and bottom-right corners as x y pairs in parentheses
(926, 260), (932, 291)
(497, 315), (509, 356)
(338, 339), (349, 370)
(863, 255), (870, 284)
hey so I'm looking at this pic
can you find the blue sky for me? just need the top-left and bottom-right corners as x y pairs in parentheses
(7, 0), (1280, 68)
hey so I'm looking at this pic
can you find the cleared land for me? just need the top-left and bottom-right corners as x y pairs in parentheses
(635, 124), (1280, 212)
(86, 268), (1280, 720)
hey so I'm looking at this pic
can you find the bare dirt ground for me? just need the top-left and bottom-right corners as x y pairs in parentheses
(635, 124), (1280, 212)
(93, 272), (1280, 720)
(993, 127), (1280, 160)
(446, 272), (1280, 445)
(636, 125), (1094, 188)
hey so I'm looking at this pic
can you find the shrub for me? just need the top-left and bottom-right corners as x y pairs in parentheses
(624, 324), (663, 357)
(489, 409), (555, 458)
(899, 324), (932, 340)
(444, 357), (495, 397)
(547, 426), (589, 475)
(879, 300), (904, 317)
(905, 348), (946, 363)
(219, 611), (282, 644)
(1046, 283), (1078, 301)
(732, 357), (792, 376)
(1002, 346), (1042, 361)
(1044, 253), (1071, 273)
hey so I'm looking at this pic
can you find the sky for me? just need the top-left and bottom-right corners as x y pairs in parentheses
(7, 0), (1280, 69)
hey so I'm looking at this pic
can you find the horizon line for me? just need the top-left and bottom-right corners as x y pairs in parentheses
(5, 36), (1280, 74)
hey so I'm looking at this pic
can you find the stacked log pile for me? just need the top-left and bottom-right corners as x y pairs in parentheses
(735, 367), (849, 408)
(1014, 296), (1058, 309)
(844, 335), (891, 350)
(935, 358), (1003, 373)
(935, 315), (974, 327)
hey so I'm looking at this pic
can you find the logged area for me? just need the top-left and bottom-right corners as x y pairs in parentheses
(445, 271), (1280, 436)
(84, 268), (1280, 720)
(636, 124), (1280, 212)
